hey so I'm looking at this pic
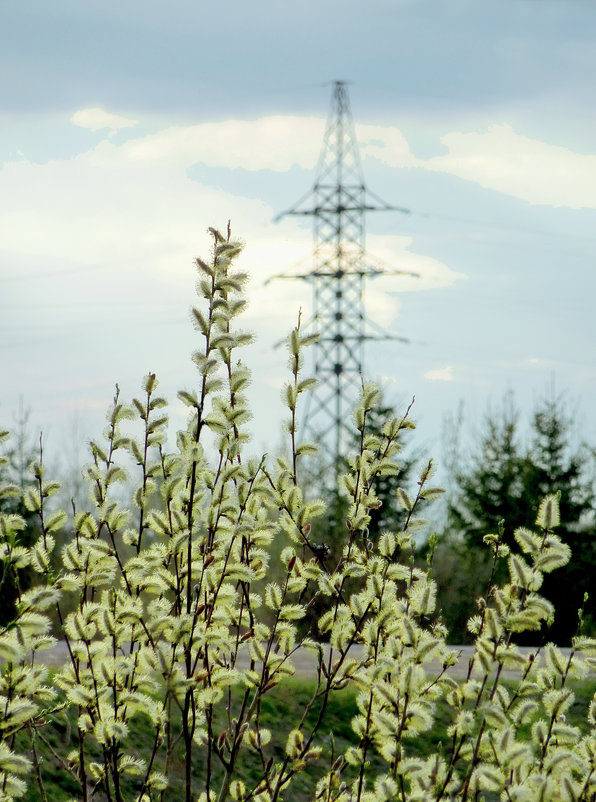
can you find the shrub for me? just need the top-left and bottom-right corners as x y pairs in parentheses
(1, 227), (595, 802)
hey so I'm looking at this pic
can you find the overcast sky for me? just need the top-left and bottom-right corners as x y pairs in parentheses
(2, 0), (596, 475)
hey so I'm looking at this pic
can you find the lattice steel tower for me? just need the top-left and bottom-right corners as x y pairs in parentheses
(275, 81), (414, 467)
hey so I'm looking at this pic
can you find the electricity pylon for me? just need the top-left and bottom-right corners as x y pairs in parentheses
(273, 81), (416, 471)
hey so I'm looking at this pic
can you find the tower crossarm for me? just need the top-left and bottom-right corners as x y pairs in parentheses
(265, 263), (419, 281)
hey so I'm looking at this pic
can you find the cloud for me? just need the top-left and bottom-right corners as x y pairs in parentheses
(358, 124), (418, 168)
(425, 124), (596, 209)
(71, 108), (139, 133)
(121, 116), (324, 171)
(424, 366), (454, 382)
(0, 112), (456, 313)
(0, 120), (316, 441)
(0, 112), (460, 447)
(368, 234), (467, 294)
(68, 112), (596, 211)
(362, 120), (596, 210)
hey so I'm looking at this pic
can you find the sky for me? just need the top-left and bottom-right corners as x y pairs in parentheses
(2, 0), (596, 479)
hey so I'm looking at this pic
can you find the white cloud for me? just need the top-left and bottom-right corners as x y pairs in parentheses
(71, 108), (139, 133)
(425, 124), (596, 209)
(358, 124), (418, 168)
(362, 120), (596, 210)
(368, 234), (467, 295)
(0, 114), (455, 320)
(424, 366), (454, 382)
(68, 112), (596, 211)
(121, 116), (324, 171)
(0, 113), (459, 448)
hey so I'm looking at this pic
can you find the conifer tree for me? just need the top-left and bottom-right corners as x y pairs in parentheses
(523, 395), (596, 643)
(444, 392), (596, 644)
(449, 393), (525, 553)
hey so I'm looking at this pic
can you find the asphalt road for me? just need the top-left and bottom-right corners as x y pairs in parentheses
(33, 642), (578, 681)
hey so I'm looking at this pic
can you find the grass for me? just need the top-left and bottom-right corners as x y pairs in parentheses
(15, 678), (370, 802)
(13, 675), (596, 801)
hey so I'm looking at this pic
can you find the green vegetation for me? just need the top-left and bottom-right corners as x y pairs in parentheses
(14, 676), (596, 802)
(0, 402), (40, 627)
(12, 678), (370, 802)
(1, 226), (596, 801)
(437, 393), (596, 644)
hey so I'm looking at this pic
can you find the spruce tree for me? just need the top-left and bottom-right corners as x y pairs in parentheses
(522, 395), (596, 643)
(449, 393), (525, 552)
(444, 392), (596, 644)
